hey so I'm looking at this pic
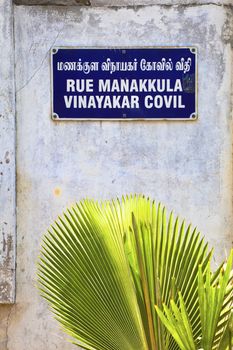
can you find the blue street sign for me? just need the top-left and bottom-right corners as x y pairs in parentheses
(51, 47), (197, 120)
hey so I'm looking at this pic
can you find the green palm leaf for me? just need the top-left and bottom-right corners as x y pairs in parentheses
(155, 251), (233, 350)
(37, 195), (232, 350)
(155, 293), (196, 350)
(38, 199), (148, 350)
(116, 196), (212, 349)
(198, 251), (233, 350)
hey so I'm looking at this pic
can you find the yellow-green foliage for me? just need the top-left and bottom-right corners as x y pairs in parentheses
(37, 195), (233, 350)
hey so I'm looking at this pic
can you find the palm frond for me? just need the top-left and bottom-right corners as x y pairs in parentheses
(38, 199), (148, 350)
(155, 293), (196, 350)
(37, 195), (232, 350)
(115, 196), (212, 349)
(198, 251), (233, 350)
(155, 251), (233, 350)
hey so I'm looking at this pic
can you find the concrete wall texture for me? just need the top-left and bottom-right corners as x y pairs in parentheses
(0, 0), (232, 349)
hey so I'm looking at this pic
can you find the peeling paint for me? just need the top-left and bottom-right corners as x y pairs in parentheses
(0, 283), (11, 301)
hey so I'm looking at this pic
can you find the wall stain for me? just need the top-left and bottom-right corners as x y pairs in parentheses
(2, 230), (6, 253)
(222, 9), (233, 48)
(53, 187), (62, 197)
(4, 151), (10, 164)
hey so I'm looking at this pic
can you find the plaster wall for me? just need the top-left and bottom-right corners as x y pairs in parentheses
(0, 0), (16, 305)
(13, 0), (233, 7)
(0, 2), (233, 350)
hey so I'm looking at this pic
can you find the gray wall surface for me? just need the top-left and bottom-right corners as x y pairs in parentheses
(0, 1), (233, 350)
(13, 0), (233, 6)
(0, 0), (16, 305)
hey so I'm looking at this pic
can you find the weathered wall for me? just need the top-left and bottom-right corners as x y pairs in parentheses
(0, 0), (16, 305)
(0, 1), (232, 350)
(12, 0), (233, 6)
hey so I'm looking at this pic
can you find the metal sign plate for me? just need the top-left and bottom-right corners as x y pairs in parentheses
(51, 47), (197, 121)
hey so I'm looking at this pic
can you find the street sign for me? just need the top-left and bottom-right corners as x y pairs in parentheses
(51, 47), (197, 120)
